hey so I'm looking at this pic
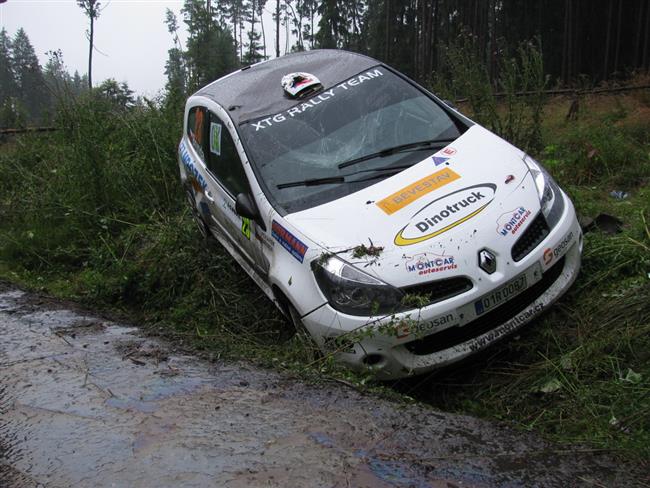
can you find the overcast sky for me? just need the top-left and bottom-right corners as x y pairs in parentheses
(0, 0), (291, 97)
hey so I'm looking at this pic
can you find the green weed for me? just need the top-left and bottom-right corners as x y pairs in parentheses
(1, 78), (649, 463)
(435, 36), (548, 153)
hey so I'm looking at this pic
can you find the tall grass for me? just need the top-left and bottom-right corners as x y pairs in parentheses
(398, 89), (650, 460)
(1, 66), (649, 462)
(0, 91), (286, 357)
(433, 36), (548, 153)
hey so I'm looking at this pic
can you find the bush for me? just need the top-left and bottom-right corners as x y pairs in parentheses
(0, 92), (286, 356)
(434, 35), (548, 153)
(1, 64), (649, 463)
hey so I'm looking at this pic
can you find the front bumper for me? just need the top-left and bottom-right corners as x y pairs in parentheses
(302, 193), (582, 380)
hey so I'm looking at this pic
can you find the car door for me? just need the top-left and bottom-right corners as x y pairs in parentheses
(201, 109), (269, 279)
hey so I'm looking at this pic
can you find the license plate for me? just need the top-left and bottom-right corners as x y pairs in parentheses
(474, 274), (528, 315)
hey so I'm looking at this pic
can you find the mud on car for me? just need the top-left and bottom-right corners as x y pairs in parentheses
(178, 49), (582, 379)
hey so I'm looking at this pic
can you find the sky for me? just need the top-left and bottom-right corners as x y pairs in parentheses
(0, 0), (292, 97)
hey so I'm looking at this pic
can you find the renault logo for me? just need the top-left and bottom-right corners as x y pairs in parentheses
(478, 249), (496, 274)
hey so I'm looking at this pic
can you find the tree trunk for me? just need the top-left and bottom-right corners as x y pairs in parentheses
(232, 14), (239, 63)
(385, 0), (391, 61)
(285, 15), (290, 54)
(88, 14), (94, 89)
(561, 0), (568, 83)
(634, 0), (645, 67)
(644, 0), (650, 71)
(261, 9), (267, 59)
(275, 0), (280, 58)
(603, 0), (613, 79)
(432, 0), (439, 74)
(250, 0), (256, 60)
(613, 0), (623, 74)
(239, 18), (244, 62)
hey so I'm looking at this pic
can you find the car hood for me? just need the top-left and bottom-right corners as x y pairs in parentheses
(285, 125), (541, 287)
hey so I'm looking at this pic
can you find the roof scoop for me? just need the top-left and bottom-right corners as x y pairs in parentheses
(281, 72), (323, 99)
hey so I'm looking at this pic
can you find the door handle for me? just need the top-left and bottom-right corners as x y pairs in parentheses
(205, 190), (215, 202)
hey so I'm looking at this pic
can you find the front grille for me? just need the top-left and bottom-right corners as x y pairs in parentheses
(512, 213), (550, 262)
(401, 277), (473, 308)
(404, 256), (565, 356)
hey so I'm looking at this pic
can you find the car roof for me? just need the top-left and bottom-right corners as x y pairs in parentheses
(195, 49), (380, 126)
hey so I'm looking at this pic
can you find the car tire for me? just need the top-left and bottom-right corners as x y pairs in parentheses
(288, 303), (322, 360)
(186, 189), (212, 243)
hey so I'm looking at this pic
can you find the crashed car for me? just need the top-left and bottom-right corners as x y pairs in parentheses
(178, 49), (582, 379)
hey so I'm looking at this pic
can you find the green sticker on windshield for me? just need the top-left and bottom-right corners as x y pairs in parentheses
(210, 122), (222, 156)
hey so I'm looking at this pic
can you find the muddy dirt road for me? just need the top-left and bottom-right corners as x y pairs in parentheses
(0, 286), (642, 487)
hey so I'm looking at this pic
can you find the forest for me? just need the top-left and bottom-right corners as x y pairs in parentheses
(165, 0), (650, 93)
(0, 0), (649, 463)
(2, 0), (650, 126)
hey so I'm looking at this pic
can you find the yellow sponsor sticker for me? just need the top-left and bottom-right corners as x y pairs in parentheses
(376, 168), (460, 215)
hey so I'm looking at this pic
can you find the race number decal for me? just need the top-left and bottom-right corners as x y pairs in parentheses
(241, 217), (251, 240)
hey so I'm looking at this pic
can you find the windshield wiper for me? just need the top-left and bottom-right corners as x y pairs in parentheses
(337, 138), (456, 170)
(277, 176), (345, 189)
(276, 164), (415, 189)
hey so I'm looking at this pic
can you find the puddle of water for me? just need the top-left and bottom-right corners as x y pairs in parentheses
(0, 290), (25, 312)
(0, 288), (642, 488)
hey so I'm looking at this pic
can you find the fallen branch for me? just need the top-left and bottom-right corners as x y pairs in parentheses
(453, 84), (650, 103)
(0, 127), (60, 135)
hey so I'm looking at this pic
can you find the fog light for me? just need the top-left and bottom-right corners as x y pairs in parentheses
(362, 354), (385, 367)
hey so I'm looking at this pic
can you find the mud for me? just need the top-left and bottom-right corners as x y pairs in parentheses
(0, 287), (643, 487)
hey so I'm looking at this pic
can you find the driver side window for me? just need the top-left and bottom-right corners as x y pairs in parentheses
(187, 106), (207, 161)
(206, 111), (249, 197)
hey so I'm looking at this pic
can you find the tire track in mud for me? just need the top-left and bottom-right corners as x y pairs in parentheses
(0, 286), (644, 488)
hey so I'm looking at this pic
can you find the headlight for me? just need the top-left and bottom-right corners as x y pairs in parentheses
(523, 155), (565, 229)
(312, 255), (403, 316)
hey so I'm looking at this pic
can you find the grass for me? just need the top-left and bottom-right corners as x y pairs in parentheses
(402, 87), (650, 459)
(0, 83), (649, 463)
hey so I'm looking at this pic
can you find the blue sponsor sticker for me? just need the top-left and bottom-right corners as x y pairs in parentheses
(179, 141), (208, 191)
(271, 220), (308, 263)
(432, 156), (449, 166)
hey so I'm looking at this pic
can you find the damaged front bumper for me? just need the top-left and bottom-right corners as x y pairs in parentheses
(302, 198), (582, 380)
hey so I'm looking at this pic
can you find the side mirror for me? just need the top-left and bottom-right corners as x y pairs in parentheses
(235, 193), (266, 231)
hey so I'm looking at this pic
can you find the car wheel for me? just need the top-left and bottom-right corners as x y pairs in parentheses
(186, 190), (211, 242)
(288, 304), (322, 360)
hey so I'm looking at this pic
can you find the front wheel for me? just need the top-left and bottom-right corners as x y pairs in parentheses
(287, 304), (322, 361)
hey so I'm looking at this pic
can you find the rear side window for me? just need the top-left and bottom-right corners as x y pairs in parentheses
(206, 111), (249, 197)
(187, 106), (207, 160)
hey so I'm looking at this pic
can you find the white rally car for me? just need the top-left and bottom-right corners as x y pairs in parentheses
(178, 50), (582, 379)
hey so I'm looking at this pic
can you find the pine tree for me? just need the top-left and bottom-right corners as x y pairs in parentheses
(223, 0), (245, 63)
(43, 49), (73, 98)
(297, 0), (318, 49)
(181, 0), (238, 91)
(0, 28), (19, 128)
(315, 0), (365, 50)
(96, 78), (135, 109)
(11, 28), (49, 123)
(242, 0), (265, 64)
(315, 0), (345, 49)
(164, 9), (187, 97)
(165, 47), (186, 97)
(71, 70), (89, 98)
(0, 28), (17, 106)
